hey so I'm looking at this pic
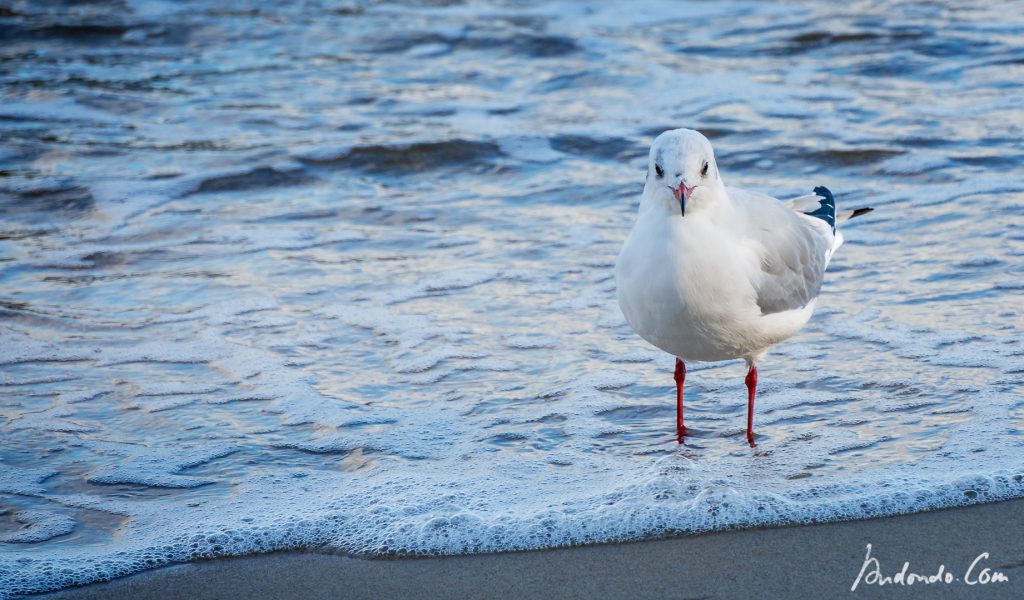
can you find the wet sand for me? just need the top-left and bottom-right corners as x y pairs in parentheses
(40, 499), (1024, 600)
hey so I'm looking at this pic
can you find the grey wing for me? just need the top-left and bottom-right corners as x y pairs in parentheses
(730, 188), (834, 315)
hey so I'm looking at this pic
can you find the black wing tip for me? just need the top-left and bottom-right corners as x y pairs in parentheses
(806, 185), (836, 233)
(850, 207), (874, 219)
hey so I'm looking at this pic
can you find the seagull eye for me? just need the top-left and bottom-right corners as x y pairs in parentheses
(701, 161), (709, 177)
(655, 164), (664, 178)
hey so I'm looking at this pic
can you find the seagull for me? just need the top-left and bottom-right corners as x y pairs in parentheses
(615, 128), (872, 446)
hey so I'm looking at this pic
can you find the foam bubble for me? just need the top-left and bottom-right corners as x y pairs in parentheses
(503, 334), (558, 349)
(0, 331), (87, 366)
(80, 441), (239, 489)
(0, 510), (75, 544)
(8, 401), (96, 434)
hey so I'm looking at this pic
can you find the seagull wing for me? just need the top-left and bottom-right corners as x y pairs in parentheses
(782, 193), (826, 212)
(728, 187), (835, 316)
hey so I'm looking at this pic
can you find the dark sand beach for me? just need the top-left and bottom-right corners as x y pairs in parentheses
(42, 499), (1024, 600)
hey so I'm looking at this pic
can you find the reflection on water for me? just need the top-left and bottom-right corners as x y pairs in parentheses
(2, 0), (1024, 596)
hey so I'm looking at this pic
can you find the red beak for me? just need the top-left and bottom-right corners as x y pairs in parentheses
(672, 184), (692, 203)
(672, 184), (692, 215)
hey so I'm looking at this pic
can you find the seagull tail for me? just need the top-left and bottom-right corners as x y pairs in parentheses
(836, 206), (874, 224)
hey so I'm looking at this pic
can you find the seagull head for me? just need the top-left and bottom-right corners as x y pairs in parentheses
(644, 128), (722, 217)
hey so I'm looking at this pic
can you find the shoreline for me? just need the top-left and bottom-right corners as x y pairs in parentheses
(38, 499), (1024, 600)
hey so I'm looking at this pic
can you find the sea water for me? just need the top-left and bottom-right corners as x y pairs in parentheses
(1, 0), (1023, 596)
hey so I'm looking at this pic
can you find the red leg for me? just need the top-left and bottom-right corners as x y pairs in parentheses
(674, 358), (686, 442)
(745, 364), (757, 447)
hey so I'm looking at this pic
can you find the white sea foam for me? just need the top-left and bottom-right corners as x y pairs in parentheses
(0, 331), (88, 366)
(0, 510), (75, 544)
(0, 465), (57, 495)
(8, 401), (96, 434)
(3, 268), (1023, 600)
(78, 440), (239, 489)
(503, 334), (559, 349)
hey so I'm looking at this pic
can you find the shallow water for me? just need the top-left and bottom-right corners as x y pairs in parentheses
(2, 0), (1024, 596)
